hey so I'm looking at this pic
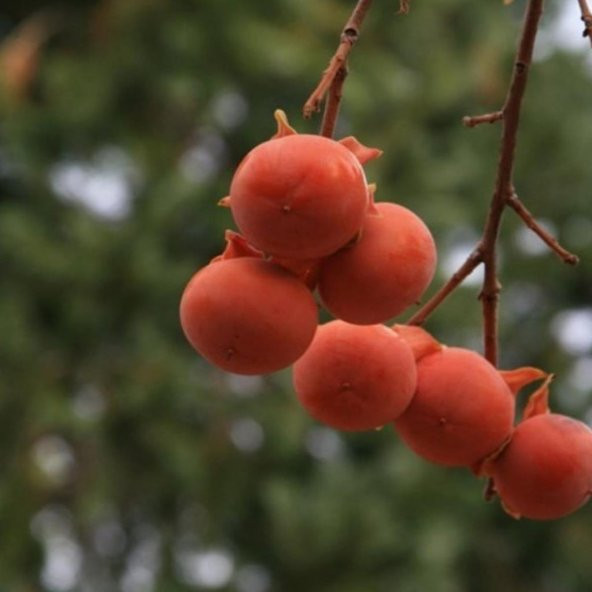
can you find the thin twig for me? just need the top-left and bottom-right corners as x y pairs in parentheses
(303, 0), (373, 124)
(507, 190), (579, 265)
(407, 247), (484, 326)
(578, 0), (592, 46)
(463, 111), (504, 128)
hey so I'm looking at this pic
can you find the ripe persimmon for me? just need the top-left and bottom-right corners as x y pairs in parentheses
(229, 134), (369, 259)
(293, 320), (417, 431)
(393, 347), (514, 467)
(485, 413), (592, 520)
(180, 257), (317, 375)
(319, 202), (437, 324)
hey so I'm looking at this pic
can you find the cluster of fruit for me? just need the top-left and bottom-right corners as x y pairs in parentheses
(180, 110), (436, 374)
(179, 112), (592, 521)
(299, 321), (592, 521)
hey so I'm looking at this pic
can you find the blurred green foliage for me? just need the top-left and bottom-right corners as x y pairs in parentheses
(1, 0), (592, 590)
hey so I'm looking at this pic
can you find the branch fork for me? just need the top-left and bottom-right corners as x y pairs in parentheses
(303, 0), (584, 367)
(409, 0), (582, 365)
(302, 0), (374, 133)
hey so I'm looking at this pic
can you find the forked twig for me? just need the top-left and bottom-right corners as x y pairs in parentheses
(303, 0), (373, 131)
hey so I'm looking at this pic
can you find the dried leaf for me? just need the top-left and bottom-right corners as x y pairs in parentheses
(367, 183), (380, 215)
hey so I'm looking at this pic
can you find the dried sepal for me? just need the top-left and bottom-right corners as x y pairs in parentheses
(270, 256), (321, 290)
(366, 183), (380, 215)
(211, 230), (262, 263)
(500, 498), (521, 520)
(483, 477), (496, 502)
(218, 196), (231, 207)
(271, 109), (297, 139)
(472, 434), (512, 477)
(522, 373), (555, 420)
(392, 324), (442, 361)
(498, 366), (548, 397)
(338, 136), (383, 165)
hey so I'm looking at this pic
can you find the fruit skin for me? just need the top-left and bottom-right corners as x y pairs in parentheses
(318, 202), (437, 324)
(485, 413), (592, 520)
(229, 134), (369, 260)
(180, 257), (318, 375)
(393, 347), (514, 467)
(292, 320), (417, 431)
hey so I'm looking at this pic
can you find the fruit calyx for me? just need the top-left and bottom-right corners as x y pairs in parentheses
(392, 324), (442, 361)
(211, 229), (262, 262)
(270, 109), (382, 166)
(472, 368), (552, 477)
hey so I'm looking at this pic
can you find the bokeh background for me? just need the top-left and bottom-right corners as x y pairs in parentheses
(1, 1), (592, 590)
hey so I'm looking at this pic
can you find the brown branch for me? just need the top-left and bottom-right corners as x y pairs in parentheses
(578, 0), (592, 46)
(409, 0), (545, 366)
(463, 111), (504, 128)
(479, 0), (543, 365)
(407, 247), (484, 326)
(303, 0), (373, 128)
(507, 190), (579, 265)
(320, 65), (348, 138)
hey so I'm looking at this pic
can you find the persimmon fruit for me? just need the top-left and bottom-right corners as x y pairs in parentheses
(229, 134), (369, 260)
(292, 320), (417, 431)
(318, 202), (437, 324)
(179, 257), (318, 375)
(393, 347), (515, 468)
(485, 413), (592, 520)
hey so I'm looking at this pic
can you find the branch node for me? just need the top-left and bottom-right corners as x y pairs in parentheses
(478, 280), (502, 303)
(515, 61), (527, 74)
(343, 27), (358, 40)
